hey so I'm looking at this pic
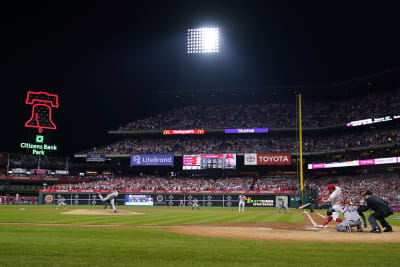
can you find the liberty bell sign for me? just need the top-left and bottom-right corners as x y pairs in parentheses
(25, 91), (59, 133)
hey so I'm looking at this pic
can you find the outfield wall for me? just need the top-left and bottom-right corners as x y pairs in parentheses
(39, 191), (297, 208)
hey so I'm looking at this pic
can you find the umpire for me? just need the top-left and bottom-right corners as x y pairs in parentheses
(358, 190), (393, 233)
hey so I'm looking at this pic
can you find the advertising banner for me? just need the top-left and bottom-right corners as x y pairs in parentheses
(85, 171), (98, 176)
(245, 195), (275, 207)
(86, 154), (106, 162)
(244, 153), (291, 165)
(225, 128), (268, 134)
(130, 154), (174, 166)
(40, 189), (296, 194)
(125, 194), (154, 206)
(244, 153), (257, 165)
(392, 206), (400, 212)
(163, 129), (204, 135)
(308, 156), (399, 169)
(41, 193), (290, 207)
(55, 170), (69, 175)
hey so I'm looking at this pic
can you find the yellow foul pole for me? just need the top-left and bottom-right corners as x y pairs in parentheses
(298, 94), (304, 202)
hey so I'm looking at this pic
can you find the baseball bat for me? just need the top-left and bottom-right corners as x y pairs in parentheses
(297, 202), (311, 209)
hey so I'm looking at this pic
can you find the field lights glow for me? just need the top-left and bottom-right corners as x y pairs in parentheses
(187, 27), (219, 54)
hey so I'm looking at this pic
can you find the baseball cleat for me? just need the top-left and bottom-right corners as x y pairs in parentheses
(370, 227), (381, 233)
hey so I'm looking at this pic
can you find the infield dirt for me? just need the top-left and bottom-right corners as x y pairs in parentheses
(61, 209), (143, 215)
(161, 212), (400, 243)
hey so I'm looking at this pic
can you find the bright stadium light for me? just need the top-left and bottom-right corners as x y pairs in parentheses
(187, 27), (219, 54)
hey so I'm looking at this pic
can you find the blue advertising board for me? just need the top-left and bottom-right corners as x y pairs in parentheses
(130, 154), (174, 166)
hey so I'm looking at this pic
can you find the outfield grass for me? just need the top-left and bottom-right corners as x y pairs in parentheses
(0, 205), (399, 266)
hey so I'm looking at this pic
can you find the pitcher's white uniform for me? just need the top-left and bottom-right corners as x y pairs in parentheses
(238, 194), (246, 212)
(328, 186), (342, 221)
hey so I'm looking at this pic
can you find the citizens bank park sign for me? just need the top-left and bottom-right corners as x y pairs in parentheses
(244, 153), (292, 165)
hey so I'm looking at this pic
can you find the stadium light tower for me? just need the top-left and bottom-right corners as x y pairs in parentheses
(187, 27), (219, 54)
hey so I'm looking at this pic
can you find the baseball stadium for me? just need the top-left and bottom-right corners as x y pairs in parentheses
(2, 1), (400, 267)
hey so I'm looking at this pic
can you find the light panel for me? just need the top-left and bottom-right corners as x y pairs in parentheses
(187, 27), (219, 54)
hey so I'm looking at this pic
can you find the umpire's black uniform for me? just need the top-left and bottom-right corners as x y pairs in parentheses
(359, 190), (393, 233)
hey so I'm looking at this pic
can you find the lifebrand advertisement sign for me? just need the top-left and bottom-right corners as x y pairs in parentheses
(130, 154), (174, 166)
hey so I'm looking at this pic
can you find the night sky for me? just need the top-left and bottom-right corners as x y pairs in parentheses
(2, 1), (400, 156)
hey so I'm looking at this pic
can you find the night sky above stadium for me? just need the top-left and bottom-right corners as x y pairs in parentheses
(2, 1), (400, 156)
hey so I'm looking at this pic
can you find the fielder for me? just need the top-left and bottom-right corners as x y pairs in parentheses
(192, 198), (199, 210)
(334, 199), (363, 232)
(278, 200), (289, 213)
(238, 194), (246, 212)
(317, 184), (344, 228)
(98, 190), (118, 213)
(56, 197), (67, 210)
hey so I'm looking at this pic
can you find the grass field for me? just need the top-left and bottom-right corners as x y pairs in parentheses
(0, 205), (399, 267)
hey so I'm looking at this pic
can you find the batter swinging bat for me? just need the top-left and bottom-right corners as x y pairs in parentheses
(297, 203), (311, 209)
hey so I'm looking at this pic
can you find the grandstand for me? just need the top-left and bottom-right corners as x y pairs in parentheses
(1, 71), (400, 207)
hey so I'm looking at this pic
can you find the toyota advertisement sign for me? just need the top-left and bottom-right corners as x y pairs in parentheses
(130, 154), (174, 166)
(244, 153), (292, 165)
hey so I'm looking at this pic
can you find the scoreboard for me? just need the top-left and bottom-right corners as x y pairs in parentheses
(183, 154), (236, 170)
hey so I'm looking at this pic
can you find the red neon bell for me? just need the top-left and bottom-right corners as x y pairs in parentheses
(25, 91), (59, 133)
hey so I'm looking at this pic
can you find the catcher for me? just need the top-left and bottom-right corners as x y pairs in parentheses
(334, 199), (363, 232)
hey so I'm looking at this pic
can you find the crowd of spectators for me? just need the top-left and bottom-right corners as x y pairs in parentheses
(99, 139), (176, 154)
(50, 176), (297, 192)
(90, 124), (400, 155)
(49, 174), (400, 205)
(119, 91), (400, 130)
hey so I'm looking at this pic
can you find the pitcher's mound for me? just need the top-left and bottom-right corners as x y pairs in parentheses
(61, 209), (143, 215)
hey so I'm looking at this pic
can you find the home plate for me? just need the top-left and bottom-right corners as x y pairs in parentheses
(305, 226), (321, 231)
(259, 227), (273, 230)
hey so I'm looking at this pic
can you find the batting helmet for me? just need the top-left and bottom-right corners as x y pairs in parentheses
(327, 184), (336, 191)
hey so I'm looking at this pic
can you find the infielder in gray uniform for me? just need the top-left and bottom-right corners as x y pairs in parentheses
(335, 199), (363, 232)
(56, 197), (67, 210)
(278, 200), (289, 213)
(98, 190), (119, 213)
(192, 198), (199, 210)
